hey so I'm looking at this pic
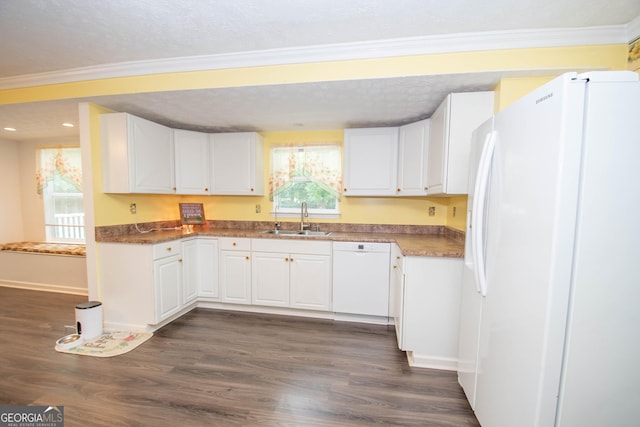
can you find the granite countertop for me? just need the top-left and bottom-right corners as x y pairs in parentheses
(95, 221), (465, 258)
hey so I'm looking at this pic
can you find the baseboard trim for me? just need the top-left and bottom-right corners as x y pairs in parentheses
(196, 300), (335, 321)
(0, 280), (88, 296)
(406, 351), (458, 371)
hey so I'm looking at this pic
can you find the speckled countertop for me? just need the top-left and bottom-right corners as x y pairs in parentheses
(95, 221), (465, 258)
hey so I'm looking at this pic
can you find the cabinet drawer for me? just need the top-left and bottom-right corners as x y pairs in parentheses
(219, 237), (251, 251)
(153, 240), (182, 259)
(252, 238), (331, 255)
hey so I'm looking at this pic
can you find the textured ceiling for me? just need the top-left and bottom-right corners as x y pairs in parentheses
(1, 0), (638, 78)
(0, 0), (639, 141)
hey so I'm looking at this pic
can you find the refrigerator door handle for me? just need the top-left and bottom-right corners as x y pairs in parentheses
(472, 130), (496, 297)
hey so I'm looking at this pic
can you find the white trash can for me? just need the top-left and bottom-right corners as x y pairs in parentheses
(75, 301), (103, 340)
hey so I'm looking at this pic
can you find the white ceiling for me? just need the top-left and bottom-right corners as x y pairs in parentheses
(1, 0), (639, 141)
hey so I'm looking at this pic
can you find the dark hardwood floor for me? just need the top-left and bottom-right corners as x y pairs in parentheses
(0, 287), (479, 426)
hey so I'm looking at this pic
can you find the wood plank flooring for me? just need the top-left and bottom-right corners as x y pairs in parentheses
(0, 287), (479, 426)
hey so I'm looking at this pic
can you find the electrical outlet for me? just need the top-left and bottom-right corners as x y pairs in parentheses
(428, 206), (436, 216)
(255, 204), (261, 213)
(130, 203), (137, 214)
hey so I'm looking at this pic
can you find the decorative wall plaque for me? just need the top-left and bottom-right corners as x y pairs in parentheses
(179, 203), (206, 225)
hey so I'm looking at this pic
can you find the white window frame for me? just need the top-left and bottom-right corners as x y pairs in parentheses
(270, 144), (341, 219)
(38, 147), (85, 243)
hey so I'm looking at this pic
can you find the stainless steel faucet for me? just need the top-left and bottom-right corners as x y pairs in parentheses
(300, 201), (309, 231)
(273, 202), (281, 231)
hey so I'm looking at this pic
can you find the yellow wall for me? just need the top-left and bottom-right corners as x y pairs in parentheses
(445, 196), (468, 231)
(8, 43), (630, 230)
(0, 45), (627, 105)
(494, 77), (554, 111)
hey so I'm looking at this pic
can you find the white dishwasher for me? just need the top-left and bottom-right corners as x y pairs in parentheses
(332, 241), (391, 317)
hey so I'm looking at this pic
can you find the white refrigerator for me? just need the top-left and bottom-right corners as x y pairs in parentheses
(457, 71), (640, 427)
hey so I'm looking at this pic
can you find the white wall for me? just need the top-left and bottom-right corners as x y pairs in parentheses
(0, 138), (24, 243)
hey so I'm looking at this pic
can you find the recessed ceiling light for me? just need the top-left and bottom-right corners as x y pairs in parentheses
(62, 123), (74, 127)
(3, 127), (16, 132)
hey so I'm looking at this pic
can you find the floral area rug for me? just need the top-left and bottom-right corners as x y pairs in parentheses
(55, 331), (152, 357)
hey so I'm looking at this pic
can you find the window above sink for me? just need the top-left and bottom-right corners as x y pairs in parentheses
(270, 144), (341, 219)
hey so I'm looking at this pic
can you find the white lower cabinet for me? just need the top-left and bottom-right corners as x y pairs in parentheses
(389, 244), (405, 348)
(197, 238), (219, 299)
(252, 251), (290, 307)
(100, 234), (462, 368)
(251, 239), (332, 311)
(181, 239), (199, 305)
(99, 240), (183, 329)
(394, 256), (463, 370)
(219, 238), (252, 304)
(154, 250), (183, 323)
(151, 240), (187, 324)
(289, 253), (332, 311)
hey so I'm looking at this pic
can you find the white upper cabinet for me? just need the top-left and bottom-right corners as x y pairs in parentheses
(101, 112), (175, 194)
(426, 92), (494, 195)
(210, 132), (264, 195)
(397, 119), (430, 196)
(174, 129), (210, 195)
(343, 127), (399, 196)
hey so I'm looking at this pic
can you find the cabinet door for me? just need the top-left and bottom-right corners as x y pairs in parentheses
(402, 257), (463, 363)
(343, 128), (398, 196)
(389, 245), (405, 349)
(290, 253), (332, 311)
(426, 98), (448, 195)
(101, 113), (174, 194)
(174, 129), (210, 194)
(398, 119), (430, 196)
(130, 114), (175, 193)
(181, 239), (199, 305)
(99, 243), (156, 328)
(445, 92), (494, 194)
(197, 238), (219, 299)
(251, 252), (290, 307)
(153, 255), (182, 323)
(219, 250), (252, 304)
(427, 92), (494, 195)
(210, 132), (264, 195)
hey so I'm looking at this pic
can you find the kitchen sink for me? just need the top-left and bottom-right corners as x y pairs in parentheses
(297, 230), (332, 236)
(262, 230), (332, 237)
(262, 230), (300, 235)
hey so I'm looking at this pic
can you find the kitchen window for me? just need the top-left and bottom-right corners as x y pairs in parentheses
(36, 146), (85, 243)
(269, 143), (341, 218)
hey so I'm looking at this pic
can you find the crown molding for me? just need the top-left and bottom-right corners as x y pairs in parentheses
(627, 16), (640, 42)
(0, 25), (629, 90)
